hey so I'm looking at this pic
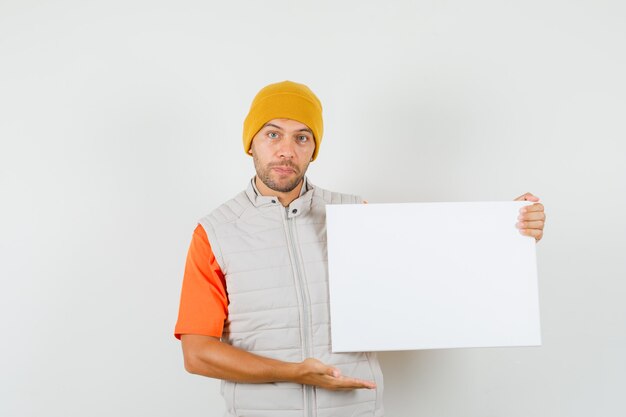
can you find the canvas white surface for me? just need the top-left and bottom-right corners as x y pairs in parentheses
(326, 201), (541, 352)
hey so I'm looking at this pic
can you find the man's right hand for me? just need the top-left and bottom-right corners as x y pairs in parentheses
(181, 335), (375, 390)
(295, 358), (376, 390)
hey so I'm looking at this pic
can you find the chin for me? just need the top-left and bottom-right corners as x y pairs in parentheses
(271, 178), (302, 193)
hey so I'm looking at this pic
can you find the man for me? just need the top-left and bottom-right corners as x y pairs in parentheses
(174, 81), (546, 417)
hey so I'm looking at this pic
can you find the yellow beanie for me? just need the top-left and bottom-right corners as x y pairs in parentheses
(243, 80), (324, 161)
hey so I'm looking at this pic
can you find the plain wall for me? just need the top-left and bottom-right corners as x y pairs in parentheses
(1, 1), (625, 416)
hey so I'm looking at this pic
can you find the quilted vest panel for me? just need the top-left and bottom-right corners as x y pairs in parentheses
(199, 178), (384, 417)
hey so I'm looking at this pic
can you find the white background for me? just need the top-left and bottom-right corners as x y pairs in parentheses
(1, 1), (625, 416)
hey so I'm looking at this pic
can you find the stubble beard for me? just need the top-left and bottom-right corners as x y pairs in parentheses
(253, 154), (310, 193)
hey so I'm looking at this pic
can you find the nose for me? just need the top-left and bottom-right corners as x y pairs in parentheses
(276, 138), (296, 159)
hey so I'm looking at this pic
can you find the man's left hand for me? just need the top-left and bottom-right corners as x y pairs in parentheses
(514, 192), (546, 242)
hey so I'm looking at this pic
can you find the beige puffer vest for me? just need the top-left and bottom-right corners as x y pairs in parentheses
(199, 178), (384, 417)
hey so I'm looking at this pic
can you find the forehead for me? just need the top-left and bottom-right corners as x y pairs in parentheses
(262, 118), (312, 132)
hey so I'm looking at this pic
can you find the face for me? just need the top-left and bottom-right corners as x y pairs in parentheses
(250, 118), (316, 193)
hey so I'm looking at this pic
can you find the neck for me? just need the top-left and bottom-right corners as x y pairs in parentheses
(254, 176), (304, 207)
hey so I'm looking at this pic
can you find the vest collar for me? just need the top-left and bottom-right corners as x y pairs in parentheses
(246, 176), (315, 218)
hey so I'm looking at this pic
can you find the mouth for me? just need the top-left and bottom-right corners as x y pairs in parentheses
(271, 166), (297, 175)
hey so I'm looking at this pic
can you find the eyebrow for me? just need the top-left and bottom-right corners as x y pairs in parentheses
(262, 123), (313, 134)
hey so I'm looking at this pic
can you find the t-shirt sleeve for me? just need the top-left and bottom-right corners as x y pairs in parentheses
(174, 224), (228, 339)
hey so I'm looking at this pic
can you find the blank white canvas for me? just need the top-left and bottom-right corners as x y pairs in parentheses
(326, 201), (541, 352)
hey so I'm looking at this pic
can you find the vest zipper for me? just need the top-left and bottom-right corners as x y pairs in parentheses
(284, 207), (316, 417)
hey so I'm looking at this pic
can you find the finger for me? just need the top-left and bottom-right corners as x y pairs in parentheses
(516, 220), (545, 230)
(514, 192), (540, 202)
(518, 212), (546, 222)
(519, 228), (543, 241)
(519, 203), (544, 213)
(334, 376), (376, 390)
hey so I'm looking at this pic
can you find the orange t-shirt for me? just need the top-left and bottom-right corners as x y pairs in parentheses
(174, 225), (228, 339)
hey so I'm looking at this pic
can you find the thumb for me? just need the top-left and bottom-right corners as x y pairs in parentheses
(514, 192), (540, 202)
(326, 366), (341, 378)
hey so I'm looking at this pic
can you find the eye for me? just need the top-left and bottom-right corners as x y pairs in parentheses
(267, 132), (279, 139)
(297, 135), (309, 143)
